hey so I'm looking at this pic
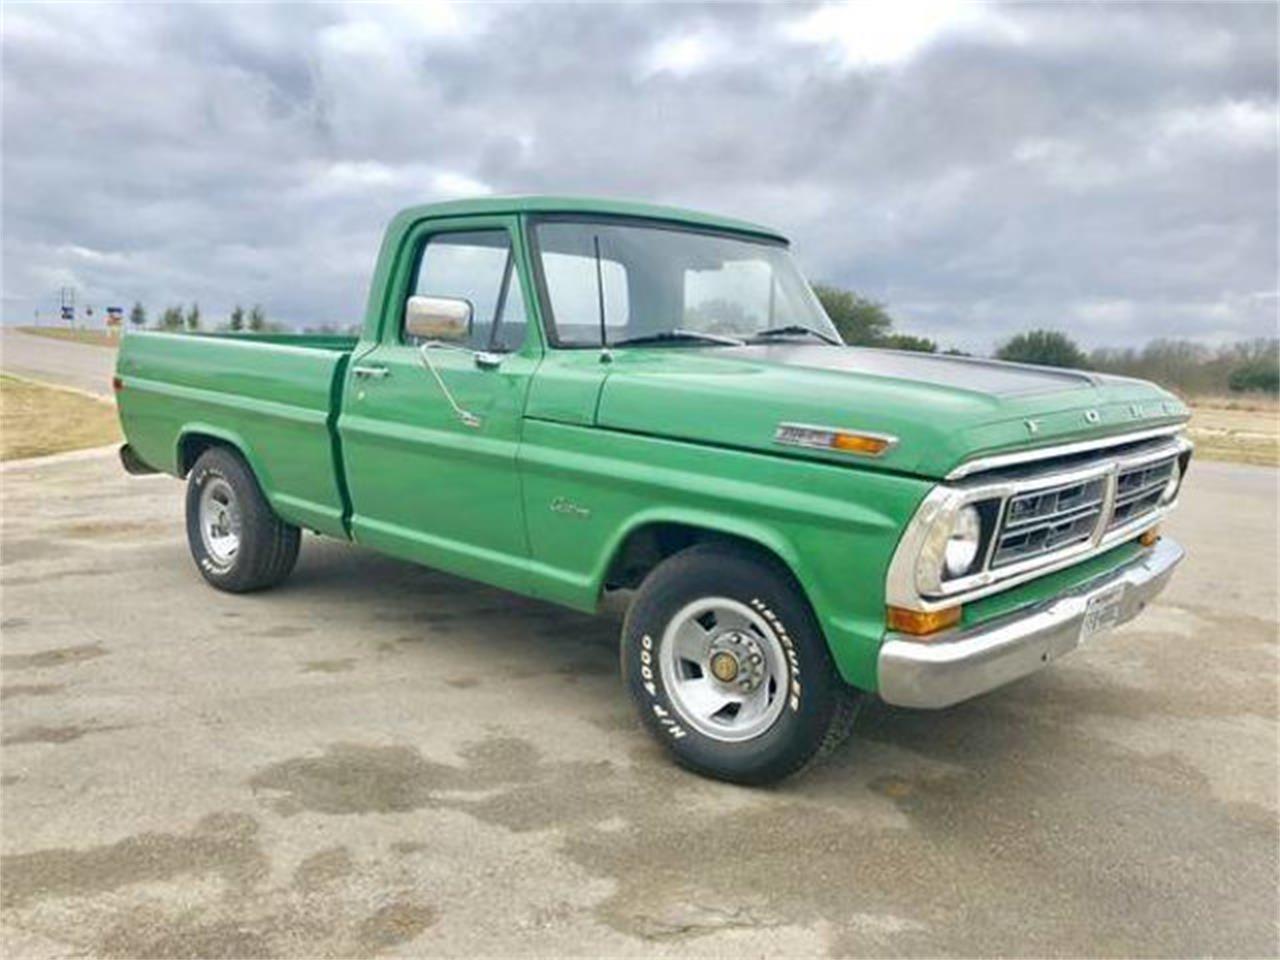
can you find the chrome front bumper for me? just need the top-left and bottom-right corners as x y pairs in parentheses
(877, 537), (1184, 709)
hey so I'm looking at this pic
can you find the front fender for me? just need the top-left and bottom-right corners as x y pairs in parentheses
(518, 419), (931, 690)
(596, 506), (806, 592)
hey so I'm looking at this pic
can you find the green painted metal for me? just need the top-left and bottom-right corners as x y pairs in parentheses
(116, 331), (350, 537)
(383, 195), (786, 246)
(595, 347), (1188, 478)
(116, 196), (1188, 692)
(197, 332), (359, 351)
(516, 415), (928, 686)
(338, 213), (541, 594)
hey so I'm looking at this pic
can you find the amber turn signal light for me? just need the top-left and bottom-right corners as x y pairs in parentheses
(1139, 526), (1161, 547)
(774, 423), (897, 457)
(831, 432), (893, 456)
(886, 604), (962, 637)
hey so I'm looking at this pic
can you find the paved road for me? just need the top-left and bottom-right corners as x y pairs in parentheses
(0, 327), (116, 396)
(0, 454), (1275, 957)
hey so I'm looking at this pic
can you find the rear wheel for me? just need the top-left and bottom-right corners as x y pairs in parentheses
(622, 542), (861, 784)
(185, 446), (300, 592)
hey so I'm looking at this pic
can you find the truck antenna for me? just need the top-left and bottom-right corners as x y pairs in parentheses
(593, 234), (611, 363)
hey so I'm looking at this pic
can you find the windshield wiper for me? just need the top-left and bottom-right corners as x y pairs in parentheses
(612, 329), (745, 348)
(751, 325), (841, 346)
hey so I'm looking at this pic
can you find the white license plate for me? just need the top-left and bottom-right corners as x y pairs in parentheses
(1079, 584), (1126, 645)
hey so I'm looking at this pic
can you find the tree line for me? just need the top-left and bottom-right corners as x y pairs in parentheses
(128, 301), (271, 333)
(813, 285), (1279, 396)
(1006, 331), (1280, 396)
(812, 285), (941, 353)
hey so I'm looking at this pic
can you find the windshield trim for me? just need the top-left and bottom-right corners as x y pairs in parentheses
(524, 213), (797, 351)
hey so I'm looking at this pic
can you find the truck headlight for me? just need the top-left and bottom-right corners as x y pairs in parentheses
(943, 505), (982, 578)
(910, 495), (998, 598)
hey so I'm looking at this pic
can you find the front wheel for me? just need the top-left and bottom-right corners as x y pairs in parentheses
(622, 543), (861, 784)
(185, 446), (300, 593)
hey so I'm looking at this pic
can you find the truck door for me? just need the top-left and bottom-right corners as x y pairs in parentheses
(337, 216), (538, 593)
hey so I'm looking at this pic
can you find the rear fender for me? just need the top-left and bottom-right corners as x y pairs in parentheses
(176, 424), (272, 497)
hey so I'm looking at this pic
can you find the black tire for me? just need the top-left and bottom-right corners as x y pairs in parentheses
(622, 542), (861, 785)
(185, 446), (300, 593)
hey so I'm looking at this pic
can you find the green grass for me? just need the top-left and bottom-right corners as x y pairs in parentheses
(0, 375), (121, 460)
(17, 326), (120, 348)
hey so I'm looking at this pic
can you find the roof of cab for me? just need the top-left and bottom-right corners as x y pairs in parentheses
(388, 195), (788, 243)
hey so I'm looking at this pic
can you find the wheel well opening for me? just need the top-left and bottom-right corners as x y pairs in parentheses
(603, 523), (792, 593)
(178, 433), (230, 476)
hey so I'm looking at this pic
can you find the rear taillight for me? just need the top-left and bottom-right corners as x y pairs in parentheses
(111, 376), (123, 392)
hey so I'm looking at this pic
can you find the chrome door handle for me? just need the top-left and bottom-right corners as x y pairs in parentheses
(473, 351), (504, 370)
(352, 365), (389, 379)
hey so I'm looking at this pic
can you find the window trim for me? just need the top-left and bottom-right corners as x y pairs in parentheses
(524, 213), (792, 351)
(488, 248), (530, 354)
(400, 225), (526, 354)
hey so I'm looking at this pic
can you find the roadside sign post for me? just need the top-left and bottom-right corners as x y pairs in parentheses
(60, 286), (75, 326)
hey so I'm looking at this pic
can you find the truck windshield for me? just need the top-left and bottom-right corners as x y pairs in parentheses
(532, 219), (843, 348)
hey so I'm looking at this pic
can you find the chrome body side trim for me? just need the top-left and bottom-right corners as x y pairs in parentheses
(945, 424), (1187, 480)
(878, 537), (1184, 708)
(773, 422), (899, 456)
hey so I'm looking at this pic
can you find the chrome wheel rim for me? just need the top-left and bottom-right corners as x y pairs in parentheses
(659, 597), (790, 743)
(199, 478), (241, 568)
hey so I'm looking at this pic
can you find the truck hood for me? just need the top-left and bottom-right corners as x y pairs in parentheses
(595, 344), (1189, 479)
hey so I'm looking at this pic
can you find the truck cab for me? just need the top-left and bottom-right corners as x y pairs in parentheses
(116, 196), (1191, 783)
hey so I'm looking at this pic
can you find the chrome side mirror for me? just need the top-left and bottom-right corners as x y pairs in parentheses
(405, 295), (471, 342)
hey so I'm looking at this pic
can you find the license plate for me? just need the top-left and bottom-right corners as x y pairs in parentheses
(1079, 584), (1126, 645)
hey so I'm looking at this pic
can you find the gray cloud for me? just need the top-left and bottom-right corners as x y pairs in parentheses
(3, 1), (1275, 351)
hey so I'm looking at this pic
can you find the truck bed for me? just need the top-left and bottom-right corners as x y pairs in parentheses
(115, 331), (354, 537)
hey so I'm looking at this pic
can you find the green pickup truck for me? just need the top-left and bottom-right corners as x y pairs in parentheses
(116, 196), (1191, 783)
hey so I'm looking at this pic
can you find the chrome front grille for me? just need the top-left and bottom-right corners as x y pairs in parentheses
(988, 453), (1179, 569)
(1108, 457), (1176, 531)
(888, 429), (1191, 612)
(992, 477), (1107, 568)
(922, 437), (1190, 600)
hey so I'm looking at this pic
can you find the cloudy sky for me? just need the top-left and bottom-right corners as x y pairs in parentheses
(3, 1), (1276, 351)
